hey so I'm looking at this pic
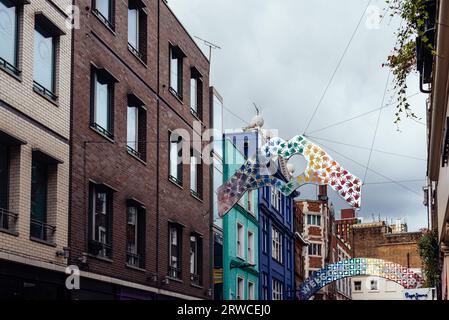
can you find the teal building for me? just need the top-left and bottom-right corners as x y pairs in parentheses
(223, 138), (259, 300)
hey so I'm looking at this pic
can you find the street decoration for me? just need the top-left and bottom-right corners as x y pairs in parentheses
(297, 258), (425, 300)
(217, 135), (362, 217)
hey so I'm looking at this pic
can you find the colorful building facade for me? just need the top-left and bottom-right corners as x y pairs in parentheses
(225, 129), (295, 300)
(222, 138), (259, 300)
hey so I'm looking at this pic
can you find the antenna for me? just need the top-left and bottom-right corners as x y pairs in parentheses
(194, 36), (221, 63)
(253, 103), (260, 115)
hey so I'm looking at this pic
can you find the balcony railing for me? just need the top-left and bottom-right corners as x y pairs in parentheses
(127, 145), (142, 160)
(33, 81), (57, 101)
(92, 9), (114, 30)
(168, 266), (182, 279)
(88, 239), (112, 259)
(0, 208), (18, 232)
(91, 122), (113, 139)
(190, 273), (201, 286)
(0, 56), (20, 76)
(128, 43), (144, 61)
(30, 219), (56, 242)
(126, 251), (141, 268)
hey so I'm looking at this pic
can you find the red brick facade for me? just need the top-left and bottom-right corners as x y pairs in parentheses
(69, 0), (211, 299)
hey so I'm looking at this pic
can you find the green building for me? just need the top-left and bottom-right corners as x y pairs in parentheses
(223, 138), (259, 300)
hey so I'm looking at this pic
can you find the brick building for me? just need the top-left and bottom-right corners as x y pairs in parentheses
(335, 208), (359, 243)
(295, 186), (334, 299)
(69, 0), (211, 299)
(350, 222), (423, 268)
(0, 0), (72, 298)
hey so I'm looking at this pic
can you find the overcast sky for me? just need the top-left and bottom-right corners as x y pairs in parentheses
(169, 0), (428, 231)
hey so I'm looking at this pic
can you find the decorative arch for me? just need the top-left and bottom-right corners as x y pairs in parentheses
(297, 258), (424, 300)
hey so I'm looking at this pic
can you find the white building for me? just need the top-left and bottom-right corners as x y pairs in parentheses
(351, 268), (434, 300)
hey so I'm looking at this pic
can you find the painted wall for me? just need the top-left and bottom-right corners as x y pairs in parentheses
(225, 130), (295, 300)
(223, 139), (259, 300)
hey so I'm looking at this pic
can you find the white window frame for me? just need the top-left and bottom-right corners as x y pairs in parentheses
(237, 222), (244, 259)
(271, 226), (282, 263)
(370, 279), (379, 291)
(248, 281), (255, 300)
(247, 230), (254, 264)
(271, 188), (281, 211)
(236, 276), (244, 300)
(272, 279), (283, 300)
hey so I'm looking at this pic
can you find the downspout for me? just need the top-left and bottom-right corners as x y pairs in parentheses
(429, 0), (449, 180)
(156, 0), (161, 293)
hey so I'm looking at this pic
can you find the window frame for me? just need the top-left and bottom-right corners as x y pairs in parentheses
(169, 131), (183, 186)
(90, 68), (115, 139)
(272, 279), (283, 300)
(33, 24), (57, 100)
(168, 223), (182, 279)
(271, 226), (282, 263)
(354, 281), (362, 292)
(0, 0), (20, 75)
(88, 184), (113, 258)
(169, 44), (184, 99)
(92, 0), (114, 30)
(236, 222), (244, 259)
(126, 204), (145, 268)
(190, 149), (202, 199)
(190, 68), (203, 119)
(236, 276), (244, 300)
(248, 281), (255, 300)
(247, 230), (254, 264)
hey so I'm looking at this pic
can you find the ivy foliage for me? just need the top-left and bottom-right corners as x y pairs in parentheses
(417, 229), (440, 287)
(383, 0), (436, 124)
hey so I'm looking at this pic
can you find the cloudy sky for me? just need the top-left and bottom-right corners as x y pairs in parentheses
(169, 0), (428, 231)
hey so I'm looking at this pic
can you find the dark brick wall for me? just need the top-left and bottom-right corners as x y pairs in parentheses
(70, 0), (211, 299)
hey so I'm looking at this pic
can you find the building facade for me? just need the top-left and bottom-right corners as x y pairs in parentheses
(424, 0), (449, 300)
(222, 138), (259, 300)
(335, 208), (359, 243)
(210, 87), (224, 300)
(69, 0), (211, 299)
(0, 0), (71, 298)
(225, 129), (295, 300)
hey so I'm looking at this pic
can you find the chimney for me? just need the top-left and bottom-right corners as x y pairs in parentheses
(318, 185), (328, 202)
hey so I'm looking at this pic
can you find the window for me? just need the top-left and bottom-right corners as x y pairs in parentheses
(243, 136), (249, 158)
(0, 143), (9, 213)
(190, 234), (203, 286)
(286, 241), (291, 270)
(30, 154), (58, 243)
(308, 243), (322, 256)
(128, 0), (147, 61)
(169, 45), (184, 98)
(126, 204), (145, 268)
(190, 68), (202, 118)
(247, 230), (254, 264)
(0, 0), (19, 74)
(190, 149), (202, 199)
(353, 281), (362, 291)
(33, 23), (56, 100)
(127, 95), (146, 161)
(271, 188), (281, 211)
(370, 279), (378, 291)
(88, 184), (113, 258)
(307, 214), (321, 226)
(271, 226), (282, 263)
(247, 189), (254, 214)
(237, 223), (244, 259)
(272, 279), (283, 300)
(236, 277), (244, 300)
(91, 67), (117, 139)
(248, 281), (255, 300)
(169, 132), (183, 185)
(93, 0), (114, 29)
(262, 217), (268, 253)
(262, 273), (268, 300)
(168, 223), (182, 279)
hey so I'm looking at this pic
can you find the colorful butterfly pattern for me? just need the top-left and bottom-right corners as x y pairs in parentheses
(217, 135), (362, 217)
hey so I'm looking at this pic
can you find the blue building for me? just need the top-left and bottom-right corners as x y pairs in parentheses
(225, 129), (295, 300)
